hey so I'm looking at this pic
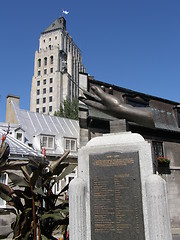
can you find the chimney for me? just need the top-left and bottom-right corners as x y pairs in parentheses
(5, 95), (20, 124)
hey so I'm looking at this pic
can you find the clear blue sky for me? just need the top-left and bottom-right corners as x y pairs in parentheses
(0, 0), (180, 122)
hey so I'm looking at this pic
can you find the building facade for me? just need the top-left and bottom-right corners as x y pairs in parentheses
(30, 17), (85, 115)
(79, 72), (180, 239)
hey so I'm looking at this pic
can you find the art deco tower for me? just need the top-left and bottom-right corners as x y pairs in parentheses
(30, 17), (85, 115)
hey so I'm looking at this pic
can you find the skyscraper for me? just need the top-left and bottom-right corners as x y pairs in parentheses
(30, 17), (85, 115)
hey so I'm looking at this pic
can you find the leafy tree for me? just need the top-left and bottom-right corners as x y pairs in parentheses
(0, 136), (74, 239)
(54, 97), (78, 120)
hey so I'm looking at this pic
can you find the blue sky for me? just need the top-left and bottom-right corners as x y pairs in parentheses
(0, 0), (180, 122)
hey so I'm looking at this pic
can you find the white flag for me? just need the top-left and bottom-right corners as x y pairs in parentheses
(63, 10), (69, 15)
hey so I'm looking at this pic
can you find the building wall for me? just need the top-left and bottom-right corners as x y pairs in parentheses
(163, 142), (180, 234)
(30, 17), (85, 115)
(78, 73), (180, 236)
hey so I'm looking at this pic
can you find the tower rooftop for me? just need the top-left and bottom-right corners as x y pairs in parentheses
(42, 16), (66, 34)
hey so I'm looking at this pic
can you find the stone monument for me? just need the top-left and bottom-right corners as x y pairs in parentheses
(69, 132), (172, 240)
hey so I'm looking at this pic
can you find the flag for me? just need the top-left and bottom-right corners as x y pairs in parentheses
(62, 10), (69, 15)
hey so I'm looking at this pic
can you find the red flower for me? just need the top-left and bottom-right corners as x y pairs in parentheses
(1, 134), (6, 144)
(157, 156), (170, 164)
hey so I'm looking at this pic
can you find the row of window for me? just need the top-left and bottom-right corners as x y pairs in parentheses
(37, 78), (53, 86)
(40, 135), (77, 152)
(14, 131), (77, 153)
(38, 68), (53, 76)
(36, 106), (53, 113)
(37, 87), (53, 95)
(37, 96), (53, 104)
(38, 56), (53, 67)
(43, 36), (57, 43)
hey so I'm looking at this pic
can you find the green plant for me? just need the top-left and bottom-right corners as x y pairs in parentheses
(54, 97), (78, 120)
(157, 156), (170, 164)
(0, 143), (75, 239)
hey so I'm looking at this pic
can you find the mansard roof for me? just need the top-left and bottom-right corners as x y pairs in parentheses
(87, 76), (180, 133)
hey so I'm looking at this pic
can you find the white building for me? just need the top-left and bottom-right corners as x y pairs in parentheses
(30, 16), (85, 115)
(1, 95), (79, 238)
(6, 95), (79, 161)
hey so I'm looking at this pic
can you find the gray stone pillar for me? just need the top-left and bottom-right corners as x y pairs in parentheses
(146, 174), (172, 240)
(69, 178), (86, 240)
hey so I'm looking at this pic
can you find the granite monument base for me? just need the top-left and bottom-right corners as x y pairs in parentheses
(69, 132), (172, 240)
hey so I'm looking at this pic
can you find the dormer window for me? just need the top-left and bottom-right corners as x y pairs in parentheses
(16, 132), (23, 141)
(41, 135), (55, 149)
(65, 138), (77, 152)
(174, 105), (180, 128)
(177, 109), (180, 127)
(123, 94), (149, 107)
(15, 128), (25, 142)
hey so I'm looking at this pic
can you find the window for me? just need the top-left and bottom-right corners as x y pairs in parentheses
(36, 99), (39, 104)
(16, 132), (23, 141)
(43, 88), (46, 94)
(44, 57), (47, 66)
(37, 80), (40, 86)
(126, 99), (148, 107)
(65, 138), (77, 152)
(153, 141), (164, 159)
(49, 106), (52, 112)
(43, 79), (46, 85)
(41, 135), (55, 149)
(50, 78), (53, 84)
(49, 87), (53, 93)
(37, 89), (40, 95)
(55, 36), (57, 40)
(52, 178), (62, 194)
(176, 108), (180, 127)
(43, 97), (46, 103)
(124, 94), (149, 108)
(42, 107), (46, 113)
(49, 96), (52, 102)
(50, 56), (53, 64)
(36, 108), (39, 113)
(49, 38), (51, 41)
(38, 70), (41, 76)
(44, 69), (47, 75)
(0, 173), (8, 207)
(50, 68), (53, 73)
(49, 45), (52, 50)
(38, 59), (41, 68)
(152, 141), (165, 173)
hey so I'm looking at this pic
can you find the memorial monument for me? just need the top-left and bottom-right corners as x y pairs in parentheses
(69, 86), (172, 240)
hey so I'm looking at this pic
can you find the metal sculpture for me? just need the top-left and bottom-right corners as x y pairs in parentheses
(79, 85), (155, 128)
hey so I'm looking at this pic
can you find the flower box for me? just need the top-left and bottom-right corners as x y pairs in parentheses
(157, 156), (170, 174)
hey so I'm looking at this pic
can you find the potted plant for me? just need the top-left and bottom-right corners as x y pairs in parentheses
(157, 156), (170, 174)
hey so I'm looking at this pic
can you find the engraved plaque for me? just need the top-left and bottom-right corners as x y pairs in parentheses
(89, 152), (145, 240)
